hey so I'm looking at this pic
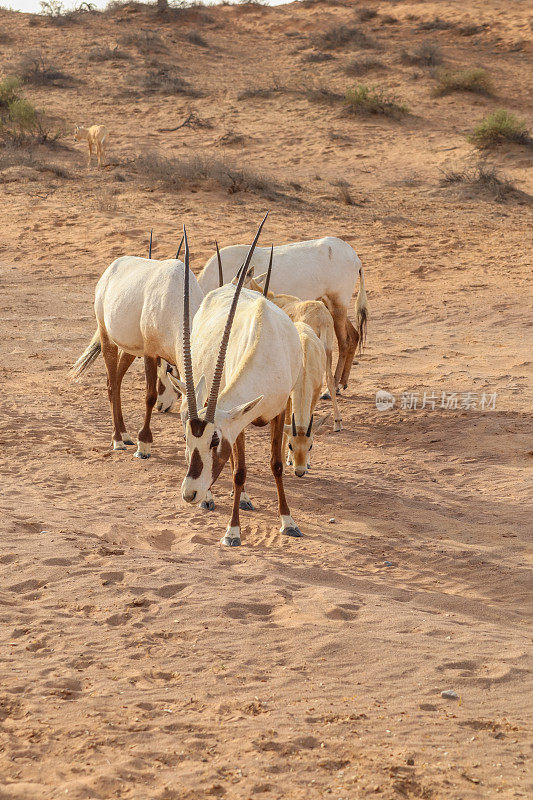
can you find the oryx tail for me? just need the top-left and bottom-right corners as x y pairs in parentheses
(355, 266), (368, 352)
(71, 329), (101, 379)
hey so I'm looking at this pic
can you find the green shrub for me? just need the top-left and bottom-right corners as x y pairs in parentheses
(344, 84), (408, 116)
(469, 109), (531, 148)
(8, 98), (37, 131)
(434, 68), (493, 96)
(0, 77), (22, 110)
(400, 41), (442, 67)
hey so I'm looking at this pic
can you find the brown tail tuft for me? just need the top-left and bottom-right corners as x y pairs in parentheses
(70, 330), (101, 379)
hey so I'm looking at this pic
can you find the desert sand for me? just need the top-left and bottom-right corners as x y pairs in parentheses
(0, 1), (532, 798)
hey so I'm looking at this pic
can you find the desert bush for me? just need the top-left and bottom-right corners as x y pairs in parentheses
(313, 25), (378, 51)
(18, 51), (75, 87)
(238, 82), (287, 101)
(417, 17), (455, 31)
(344, 84), (408, 116)
(400, 41), (442, 66)
(119, 30), (166, 54)
(39, 0), (96, 26)
(0, 77), (22, 110)
(458, 23), (488, 37)
(185, 29), (208, 47)
(0, 32), (13, 44)
(136, 150), (281, 199)
(337, 182), (355, 205)
(381, 15), (398, 25)
(357, 8), (377, 22)
(469, 109), (531, 148)
(88, 45), (130, 61)
(344, 57), (386, 76)
(0, 76), (63, 146)
(303, 51), (335, 63)
(140, 68), (200, 96)
(440, 161), (528, 203)
(434, 68), (493, 96)
(304, 86), (343, 104)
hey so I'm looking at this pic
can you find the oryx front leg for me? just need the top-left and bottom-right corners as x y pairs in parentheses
(325, 349), (342, 432)
(134, 356), (157, 459)
(200, 489), (215, 511)
(221, 433), (246, 547)
(270, 412), (302, 538)
(101, 329), (127, 451)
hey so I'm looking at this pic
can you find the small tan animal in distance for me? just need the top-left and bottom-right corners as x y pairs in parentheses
(74, 124), (108, 168)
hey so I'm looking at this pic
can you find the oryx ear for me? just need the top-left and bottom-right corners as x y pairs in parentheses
(313, 413), (331, 434)
(283, 424), (292, 435)
(227, 395), (263, 422)
(167, 371), (186, 395)
(254, 272), (267, 285)
(195, 374), (207, 409)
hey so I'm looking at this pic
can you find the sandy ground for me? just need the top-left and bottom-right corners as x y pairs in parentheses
(0, 2), (532, 798)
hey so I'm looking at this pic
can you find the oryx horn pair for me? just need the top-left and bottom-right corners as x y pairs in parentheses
(147, 231), (185, 260)
(291, 413), (313, 438)
(215, 240), (274, 296)
(182, 213), (269, 424)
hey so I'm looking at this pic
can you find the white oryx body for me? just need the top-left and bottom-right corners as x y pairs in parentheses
(72, 255), (203, 457)
(177, 216), (304, 546)
(285, 322), (329, 477)
(198, 236), (367, 389)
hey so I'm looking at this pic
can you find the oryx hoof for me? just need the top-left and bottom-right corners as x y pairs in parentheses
(112, 440), (127, 451)
(221, 534), (241, 547)
(342, 383), (348, 390)
(201, 499), (216, 511)
(239, 499), (254, 511)
(133, 450), (151, 459)
(320, 391), (331, 400)
(334, 420), (342, 432)
(335, 387), (341, 396)
(282, 526), (303, 538)
(122, 435), (136, 446)
(134, 441), (151, 459)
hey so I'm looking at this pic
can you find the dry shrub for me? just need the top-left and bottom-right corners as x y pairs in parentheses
(434, 68), (493, 96)
(381, 15), (398, 25)
(217, 131), (246, 146)
(0, 145), (70, 178)
(39, 1), (96, 26)
(303, 52), (335, 63)
(337, 183), (355, 205)
(185, 29), (208, 47)
(0, 32), (13, 44)
(458, 23), (488, 37)
(119, 30), (166, 54)
(140, 68), (201, 96)
(136, 150), (282, 199)
(469, 110), (531, 149)
(0, 76), (63, 147)
(440, 161), (530, 203)
(313, 25), (379, 51)
(344, 84), (408, 116)
(400, 41), (442, 67)
(357, 8), (377, 22)
(88, 45), (130, 61)
(304, 85), (343, 104)
(96, 188), (118, 212)
(417, 17), (455, 32)
(238, 82), (287, 101)
(18, 50), (76, 87)
(344, 57), (386, 76)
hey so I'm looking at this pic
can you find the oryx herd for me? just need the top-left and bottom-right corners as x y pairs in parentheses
(72, 215), (367, 546)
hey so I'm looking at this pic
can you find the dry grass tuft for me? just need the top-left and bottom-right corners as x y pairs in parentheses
(356, 7), (377, 22)
(136, 151), (282, 199)
(88, 45), (130, 62)
(440, 161), (530, 203)
(119, 30), (166, 54)
(400, 41), (442, 67)
(417, 17), (455, 32)
(303, 51), (335, 63)
(344, 57), (386, 77)
(434, 68), (494, 96)
(469, 110), (532, 149)
(313, 25), (379, 51)
(344, 84), (408, 117)
(185, 30), (208, 47)
(139, 68), (201, 96)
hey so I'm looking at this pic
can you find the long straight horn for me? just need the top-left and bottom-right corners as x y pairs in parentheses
(292, 413), (297, 437)
(175, 234), (184, 260)
(148, 229), (153, 259)
(216, 241), (223, 288)
(306, 414), (313, 437)
(205, 212), (268, 423)
(263, 244), (274, 297)
(182, 226), (198, 420)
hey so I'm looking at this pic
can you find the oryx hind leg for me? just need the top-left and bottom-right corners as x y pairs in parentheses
(134, 356), (157, 459)
(222, 432), (246, 546)
(339, 319), (359, 390)
(330, 304), (349, 391)
(116, 350), (136, 444)
(100, 328), (126, 451)
(270, 411), (302, 538)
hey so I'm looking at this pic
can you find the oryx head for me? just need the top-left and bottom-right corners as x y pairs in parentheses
(177, 216), (268, 505)
(285, 412), (330, 477)
(73, 125), (82, 141)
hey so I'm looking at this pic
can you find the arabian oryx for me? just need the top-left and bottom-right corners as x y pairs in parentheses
(71, 248), (203, 459)
(284, 322), (331, 477)
(247, 276), (342, 431)
(169, 216), (303, 547)
(197, 236), (367, 391)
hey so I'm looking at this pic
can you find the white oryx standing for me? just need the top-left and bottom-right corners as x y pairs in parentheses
(197, 236), (367, 391)
(71, 251), (203, 458)
(171, 216), (303, 547)
(284, 321), (331, 477)
(247, 276), (342, 431)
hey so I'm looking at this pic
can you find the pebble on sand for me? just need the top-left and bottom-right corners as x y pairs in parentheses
(328, 518), (335, 524)
(441, 690), (459, 700)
